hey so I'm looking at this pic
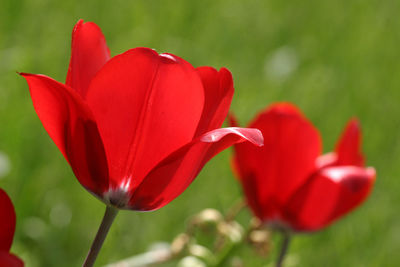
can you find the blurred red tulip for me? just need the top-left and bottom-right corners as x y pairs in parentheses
(21, 20), (263, 211)
(0, 189), (23, 266)
(231, 103), (375, 232)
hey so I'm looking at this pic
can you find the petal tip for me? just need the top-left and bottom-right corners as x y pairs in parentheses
(349, 117), (360, 126)
(76, 18), (84, 25)
(252, 128), (264, 147)
(159, 53), (180, 63)
(365, 167), (376, 180)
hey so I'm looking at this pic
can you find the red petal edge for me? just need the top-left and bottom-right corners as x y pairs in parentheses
(0, 189), (16, 251)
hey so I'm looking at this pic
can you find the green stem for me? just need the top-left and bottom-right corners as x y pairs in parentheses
(214, 241), (240, 267)
(83, 206), (119, 267)
(276, 231), (291, 267)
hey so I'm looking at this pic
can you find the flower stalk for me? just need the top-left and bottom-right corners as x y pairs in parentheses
(276, 231), (291, 267)
(83, 206), (119, 267)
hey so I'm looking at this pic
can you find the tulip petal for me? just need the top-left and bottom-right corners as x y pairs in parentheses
(0, 251), (23, 267)
(0, 189), (15, 251)
(21, 74), (109, 195)
(128, 127), (263, 211)
(194, 67), (234, 136)
(284, 166), (375, 231)
(66, 19), (110, 97)
(232, 103), (321, 221)
(335, 118), (364, 166)
(86, 48), (204, 188)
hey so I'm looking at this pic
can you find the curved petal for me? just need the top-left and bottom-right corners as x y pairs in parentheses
(194, 67), (234, 136)
(66, 19), (110, 97)
(128, 127), (263, 211)
(0, 251), (23, 267)
(232, 103), (321, 221)
(0, 189), (15, 251)
(20, 73), (109, 196)
(335, 118), (364, 166)
(86, 48), (205, 189)
(283, 166), (376, 231)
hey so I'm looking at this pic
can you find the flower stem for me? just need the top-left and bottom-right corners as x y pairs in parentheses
(276, 231), (291, 267)
(214, 240), (241, 267)
(83, 205), (119, 267)
(224, 199), (246, 222)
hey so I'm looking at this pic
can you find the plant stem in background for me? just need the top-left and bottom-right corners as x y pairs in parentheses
(276, 231), (291, 267)
(83, 206), (119, 267)
(214, 240), (241, 267)
(224, 199), (246, 222)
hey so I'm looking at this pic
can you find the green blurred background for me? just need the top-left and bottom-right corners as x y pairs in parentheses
(0, 0), (399, 266)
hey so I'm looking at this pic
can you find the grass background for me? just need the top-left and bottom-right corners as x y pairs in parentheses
(0, 0), (399, 266)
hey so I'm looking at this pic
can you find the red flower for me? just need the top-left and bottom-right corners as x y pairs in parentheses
(21, 20), (263, 211)
(0, 189), (23, 266)
(231, 103), (375, 231)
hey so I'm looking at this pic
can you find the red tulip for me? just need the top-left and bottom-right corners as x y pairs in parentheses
(231, 103), (375, 232)
(20, 20), (263, 211)
(0, 189), (23, 266)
